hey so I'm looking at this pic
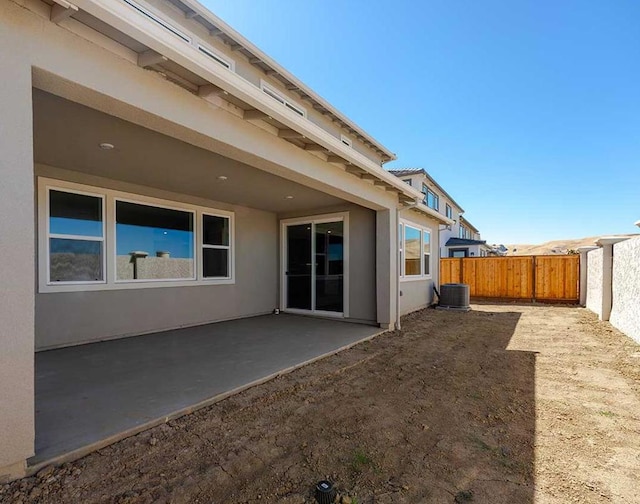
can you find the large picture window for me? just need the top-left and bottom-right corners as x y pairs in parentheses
(399, 221), (432, 279)
(48, 189), (105, 283)
(40, 179), (234, 292)
(115, 200), (195, 281)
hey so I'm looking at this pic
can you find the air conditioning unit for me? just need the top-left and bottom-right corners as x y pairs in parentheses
(438, 283), (471, 311)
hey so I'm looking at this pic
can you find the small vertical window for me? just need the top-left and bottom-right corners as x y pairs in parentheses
(398, 223), (404, 276)
(404, 225), (421, 276)
(48, 189), (105, 283)
(202, 214), (231, 278)
(423, 230), (431, 276)
(446, 204), (452, 219)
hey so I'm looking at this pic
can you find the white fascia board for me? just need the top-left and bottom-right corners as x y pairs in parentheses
(176, 0), (396, 161)
(71, 0), (413, 199)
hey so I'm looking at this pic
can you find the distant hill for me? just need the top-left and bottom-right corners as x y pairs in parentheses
(504, 234), (639, 256)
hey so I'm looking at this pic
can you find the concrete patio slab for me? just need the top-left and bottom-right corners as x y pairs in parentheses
(30, 314), (382, 468)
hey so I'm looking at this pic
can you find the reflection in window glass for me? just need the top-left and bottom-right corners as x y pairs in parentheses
(50, 238), (103, 282)
(404, 225), (421, 276)
(203, 248), (228, 277)
(48, 189), (104, 282)
(203, 215), (229, 246)
(115, 201), (194, 281)
(50, 190), (103, 237)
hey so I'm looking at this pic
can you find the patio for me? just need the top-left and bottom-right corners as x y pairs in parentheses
(31, 314), (382, 468)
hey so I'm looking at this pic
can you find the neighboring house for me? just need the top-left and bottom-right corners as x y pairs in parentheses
(388, 168), (492, 258)
(0, 0), (453, 479)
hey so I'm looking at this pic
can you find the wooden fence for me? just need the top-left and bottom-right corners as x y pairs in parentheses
(440, 255), (580, 303)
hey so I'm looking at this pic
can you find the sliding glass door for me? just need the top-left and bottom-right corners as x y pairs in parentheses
(283, 216), (346, 316)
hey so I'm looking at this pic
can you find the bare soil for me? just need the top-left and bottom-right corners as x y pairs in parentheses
(2, 305), (639, 504)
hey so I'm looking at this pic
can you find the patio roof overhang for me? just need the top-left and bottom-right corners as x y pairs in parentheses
(46, 0), (437, 214)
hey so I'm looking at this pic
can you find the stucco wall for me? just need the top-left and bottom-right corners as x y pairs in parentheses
(610, 237), (640, 343)
(0, 26), (35, 475)
(586, 248), (603, 317)
(399, 210), (439, 315)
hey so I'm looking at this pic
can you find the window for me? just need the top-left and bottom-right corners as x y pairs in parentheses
(423, 230), (431, 275)
(422, 184), (439, 211)
(261, 81), (307, 117)
(202, 214), (231, 278)
(39, 179), (234, 292)
(115, 200), (195, 281)
(459, 224), (467, 239)
(47, 189), (105, 283)
(446, 204), (452, 219)
(197, 44), (234, 71)
(340, 135), (352, 148)
(123, 0), (191, 43)
(399, 221), (433, 279)
(404, 225), (421, 276)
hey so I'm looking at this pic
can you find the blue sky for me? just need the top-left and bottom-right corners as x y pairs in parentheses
(202, 0), (640, 244)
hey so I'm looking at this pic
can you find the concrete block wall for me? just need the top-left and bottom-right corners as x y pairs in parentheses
(610, 237), (640, 343)
(586, 248), (603, 317)
(585, 237), (640, 344)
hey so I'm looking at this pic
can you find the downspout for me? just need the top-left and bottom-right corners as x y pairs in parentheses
(395, 199), (420, 331)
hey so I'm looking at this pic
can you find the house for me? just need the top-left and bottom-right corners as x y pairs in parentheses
(0, 0), (453, 480)
(388, 168), (492, 258)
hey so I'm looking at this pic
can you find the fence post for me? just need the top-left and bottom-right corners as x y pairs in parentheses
(531, 256), (536, 303)
(595, 237), (629, 321)
(577, 246), (598, 306)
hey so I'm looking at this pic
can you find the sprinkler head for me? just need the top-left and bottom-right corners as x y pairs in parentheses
(314, 480), (337, 504)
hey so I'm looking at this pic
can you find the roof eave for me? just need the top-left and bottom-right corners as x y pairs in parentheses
(174, 0), (396, 161)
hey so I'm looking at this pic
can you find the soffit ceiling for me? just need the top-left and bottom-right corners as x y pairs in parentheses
(32, 90), (345, 213)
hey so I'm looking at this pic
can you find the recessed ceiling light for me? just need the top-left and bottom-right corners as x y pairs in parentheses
(285, 195), (294, 199)
(217, 175), (228, 181)
(99, 142), (115, 150)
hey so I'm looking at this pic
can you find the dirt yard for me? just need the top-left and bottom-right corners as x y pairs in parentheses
(2, 304), (639, 504)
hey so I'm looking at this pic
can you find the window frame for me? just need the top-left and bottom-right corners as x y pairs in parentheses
(446, 203), (452, 219)
(399, 219), (433, 281)
(45, 186), (107, 286)
(201, 211), (234, 280)
(38, 178), (235, 293)
(260, 80), (307, 118)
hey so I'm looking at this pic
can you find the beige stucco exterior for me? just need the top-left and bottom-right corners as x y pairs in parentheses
(0, 0), (449, 478)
